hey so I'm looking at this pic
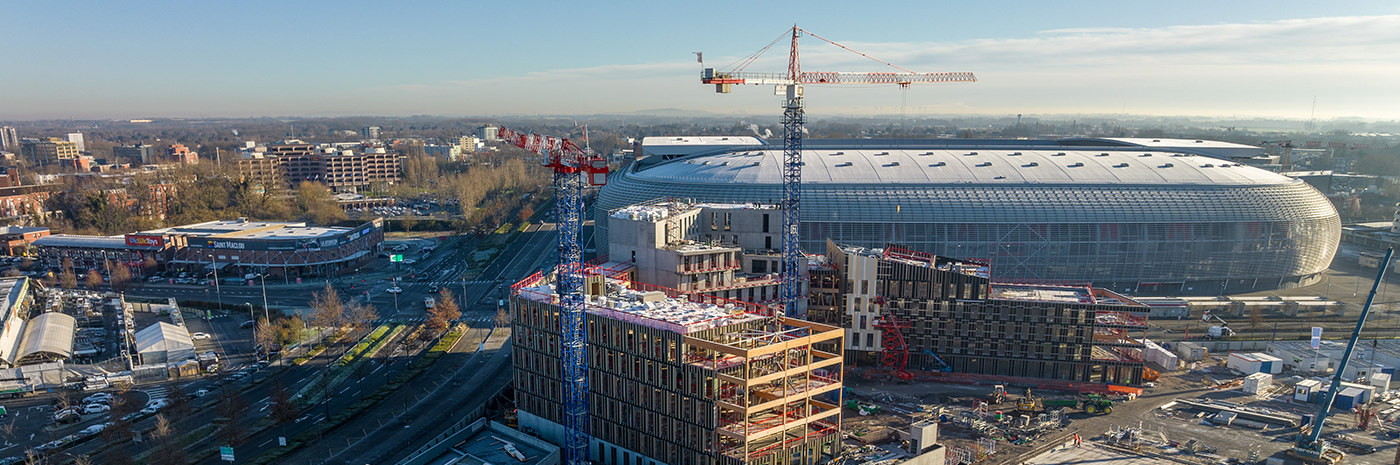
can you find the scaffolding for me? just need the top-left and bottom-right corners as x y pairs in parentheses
(684, 318), (845, 463)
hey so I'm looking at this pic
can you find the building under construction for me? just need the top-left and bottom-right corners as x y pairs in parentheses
(510, 272), (845, 465)
(818, 242), (1150, 385)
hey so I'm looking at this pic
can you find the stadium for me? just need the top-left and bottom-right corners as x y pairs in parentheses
(596, 138), (1340, 295)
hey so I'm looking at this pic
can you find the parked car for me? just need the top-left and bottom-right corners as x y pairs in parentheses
(82, 404), (110, 414)
(83, 393), (112, 404)
(77, 424), (106, 436)
(146, 398), (169, 409)
(191, 332), (211, 340)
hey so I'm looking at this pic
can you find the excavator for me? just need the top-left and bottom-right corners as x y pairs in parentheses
(1291, 248), (1392, 465)
(922, 350), (952, 373)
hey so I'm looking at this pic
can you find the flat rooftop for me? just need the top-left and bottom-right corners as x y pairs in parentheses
(517, 281), (765, 334)
(610, 201), (776, 222)
(991, 284), (1095, 304)
(145, 220), (350, 240)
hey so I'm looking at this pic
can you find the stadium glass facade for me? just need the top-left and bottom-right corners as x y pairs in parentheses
(595, 140), (1340, 295)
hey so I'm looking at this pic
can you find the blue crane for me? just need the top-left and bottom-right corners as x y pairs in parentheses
(922, 350), (952, 373)
(498, 127), (608, 465)
(702, 26), (975, 316)
(1292, 247), (1391, 465)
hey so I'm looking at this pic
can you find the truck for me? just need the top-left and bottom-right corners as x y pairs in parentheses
(424, 297), (435, 309)
(1360, 252), (1385, 269)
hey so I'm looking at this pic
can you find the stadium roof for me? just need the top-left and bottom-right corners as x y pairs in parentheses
(634, 148), (1297, 187)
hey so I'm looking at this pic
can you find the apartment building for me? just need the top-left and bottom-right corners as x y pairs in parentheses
(236, 142), (403, 193)
(827, 243), (1150, 384)
(19, 138), (80, 165)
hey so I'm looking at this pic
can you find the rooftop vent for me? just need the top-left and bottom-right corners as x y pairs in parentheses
(1202, 164), (1215, 168)
(1160, 163), (1174, 168)
(876, 151), (889, 156)
(701, 161), (710, 165)
(978, 162), (992, 167)
(965, 152), (979, 156)
(721, 137), (729, 140)
(720, 161), (729, 166)
(1052, 152), (1066, 156)
(930, 162), (946, 167)
(886, 162), (900, 167)
(1195, 140), (1204, 143)
(1069, 162), (1084, 167)
(1009, 152), (1022, 156)
(1152, 139), (1161, 142)
(994, 176), (1006, 179)
(1024, 162), (1038, 167)
(838, 161), (853, 167)
(922, 151), (935, 156)
(753, 162), (761, 166)
(831, 151), (845, 156)
(1139, 153), (1152, 157)
(1115, 163), (1129, 168)
(1097, 153), (1110, 157)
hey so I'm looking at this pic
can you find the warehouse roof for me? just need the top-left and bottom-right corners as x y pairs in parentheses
(33, 235), (131, 249)
(134, 322), (195, 355)
(16, 312), (75, 361)
(634, 147), (1296, 187)
(145, 220), (349, 240)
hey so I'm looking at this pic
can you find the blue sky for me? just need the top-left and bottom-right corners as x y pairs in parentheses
(3, 0), (1399, 120)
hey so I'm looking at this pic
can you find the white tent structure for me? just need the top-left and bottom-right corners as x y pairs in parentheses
(134, 322), (195, 365)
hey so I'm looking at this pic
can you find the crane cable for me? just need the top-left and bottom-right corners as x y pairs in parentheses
(725, 30), (790, 73)
(796, 27), (917, 74)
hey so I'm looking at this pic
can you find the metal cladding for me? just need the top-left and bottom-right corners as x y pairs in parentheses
(597, 142), (1341, 294)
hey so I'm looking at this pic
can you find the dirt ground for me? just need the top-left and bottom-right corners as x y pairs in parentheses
(843, 365), (1400, 464)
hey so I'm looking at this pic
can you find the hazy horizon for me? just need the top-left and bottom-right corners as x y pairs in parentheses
(4, 1), (1398, 121)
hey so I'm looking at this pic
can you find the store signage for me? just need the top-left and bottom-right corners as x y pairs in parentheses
(125, 235), (164, 247)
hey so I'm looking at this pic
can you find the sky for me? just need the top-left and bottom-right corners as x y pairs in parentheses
(3, 0), (1399, 121)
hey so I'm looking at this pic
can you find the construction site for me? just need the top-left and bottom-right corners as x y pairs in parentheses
(510, 271), (845, 465)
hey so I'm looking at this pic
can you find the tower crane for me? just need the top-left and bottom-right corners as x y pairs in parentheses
(497, 126), (608, 465)
(1292, 248), (1392, 465)
(702, 26), (976, 316)
(1260, 140), (1295, 171)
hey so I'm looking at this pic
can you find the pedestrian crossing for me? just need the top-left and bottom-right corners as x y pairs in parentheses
(403, 280), (498, 287)
(141, 386), (171, 402)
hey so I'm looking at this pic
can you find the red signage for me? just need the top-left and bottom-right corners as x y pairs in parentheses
(125, 235), (164, 247)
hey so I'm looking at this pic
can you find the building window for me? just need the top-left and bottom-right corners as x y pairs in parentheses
(752, 260), (767, 274)
(762, 213), (770, 233)
(866, 333), (874, 348)
(765, 236), (772, 249)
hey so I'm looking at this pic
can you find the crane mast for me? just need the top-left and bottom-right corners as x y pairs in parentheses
(702, 26), (975, 316)
(498, 127), (607, 465)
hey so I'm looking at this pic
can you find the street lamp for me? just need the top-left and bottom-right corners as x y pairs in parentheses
(210, 254), (224, 314)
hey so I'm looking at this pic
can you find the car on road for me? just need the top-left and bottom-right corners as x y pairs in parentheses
(402, 258), (417, 265)
(193, 389), (209, 397)
(83, 404), (110, 414)
(146, 398), (169, 410)
(386, 286), (403, 294)
(83, 393), (112, 404)
(77, 424), (106, 436)
(428, 285), (440, 293)
(240, 320), (256, 328)
(191, 332), (211, 340)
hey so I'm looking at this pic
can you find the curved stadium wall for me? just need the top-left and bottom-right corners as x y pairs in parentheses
(595, 142), (1340, 295)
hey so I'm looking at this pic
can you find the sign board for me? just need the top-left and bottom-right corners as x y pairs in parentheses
(279, 436), (287, 446)
(1311, 327), (1323, 349)
(220, 446), (235, 461)
(125, 235), (165, 247)
(391, 255), (403, 262)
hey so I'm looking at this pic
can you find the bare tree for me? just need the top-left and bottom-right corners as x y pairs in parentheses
(424, 290), (461, 336)
(149, 415), (186, 465)
(494, 307), (511, 328)
(110, 261), (132, 292)
(84, 269), (103, 290)
(60, 257), (76, 289)
(217, 386), (247, 444)
(1249, 307), (1264, 332)
(255, 318), (278, 357)
(164, 392), (192, 420)
(346, 300), (379, 331)
(308, 284), (346, 331)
